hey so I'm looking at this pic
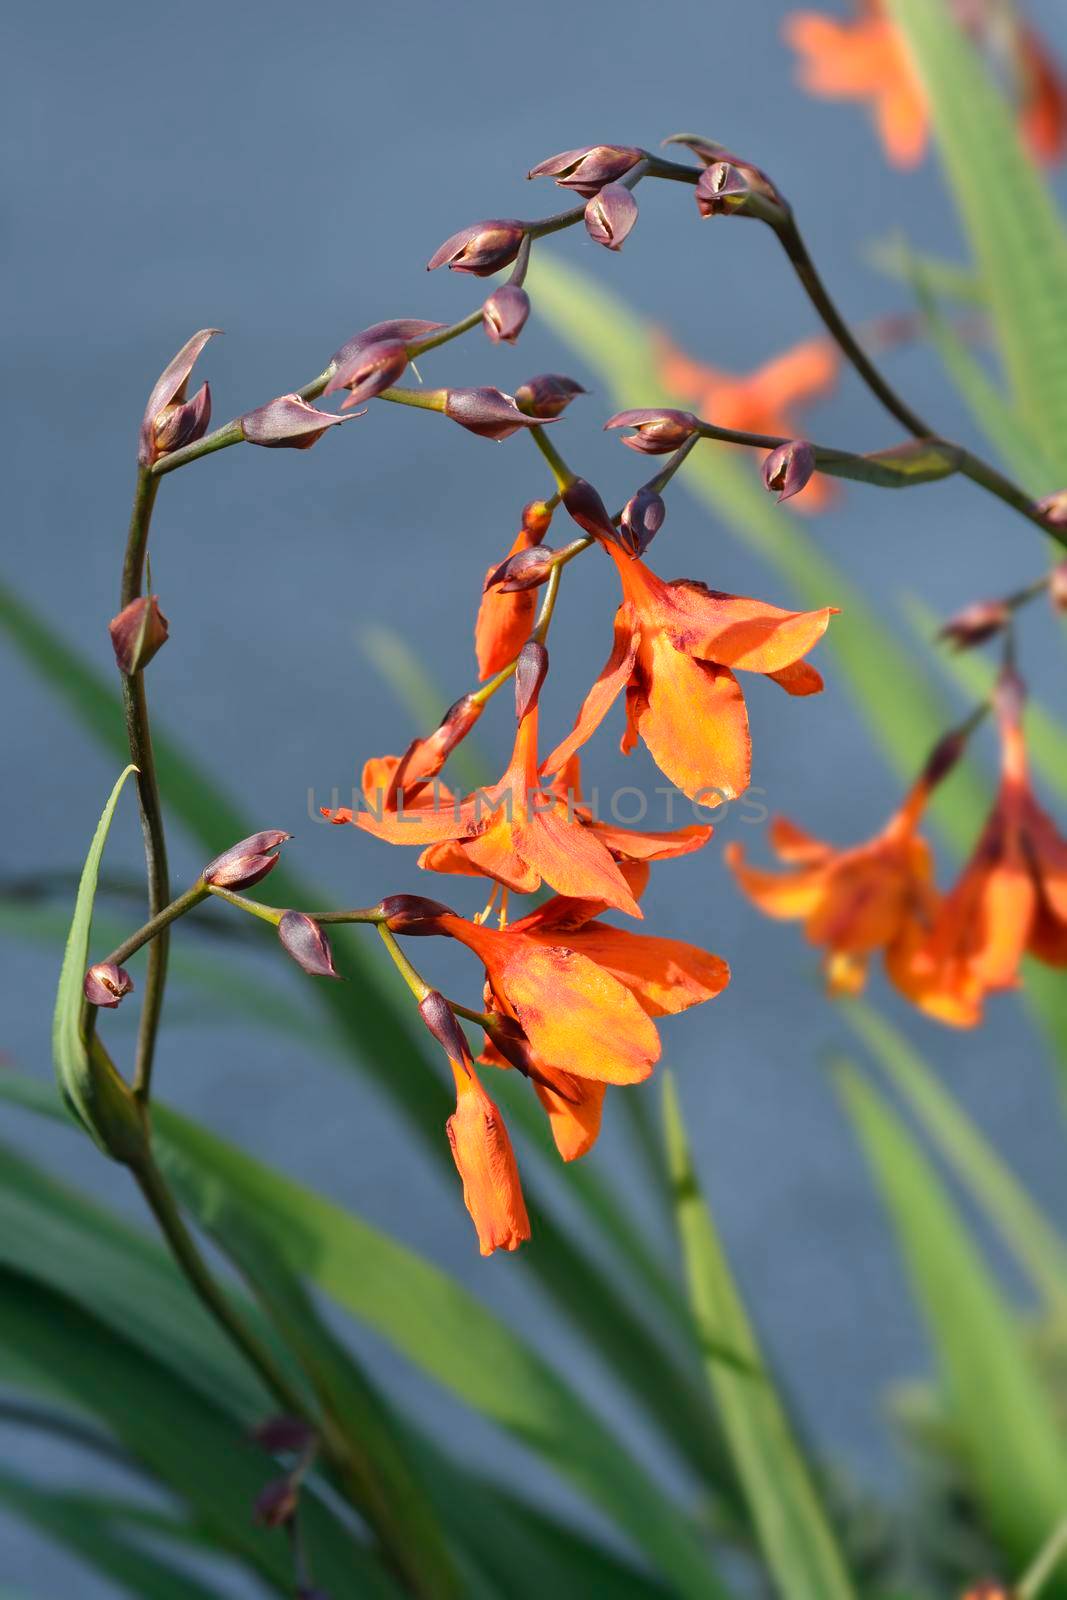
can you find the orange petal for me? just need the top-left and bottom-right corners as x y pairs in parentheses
(546, 921), (730, 1017)
(661, 581), (834, 675)
(533, 1071), (606, 1162)
(634, 639), (751, 804)
(765, 660), (825, 697)
(514, 807), (643, 918)
(475, 526), (541, 681)
(585, 818), (714, 863)
(804, 844), (920, 953)
(885, 922), (983, 1029)
(874, 75), (929, 168)
(768, 815), (833, 865)
(1017, 27), (1067, 165)
(725, 839), (828, 920)
(541, 605), (639, 775)
(747, 337), (838, 413)
(447, 1062), (531, 1256)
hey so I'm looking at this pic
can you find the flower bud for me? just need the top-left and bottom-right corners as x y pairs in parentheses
(762, 439), (817, 503)
(108, 595), (169, 676)
(418, 990), (471, 1064)
(485, 546), (557, 593)
(447, 1065), (530, 1256)
(253, 1416), (316, 1455)
(240, 394), (351, 450)
(253, 1475), (300, 1529)
(604, 408), (699, 454)
(378, 894), (453, 935)
(521, 498), (554, 537)
(937, 599), (1009, 651)
(584, 183), (638, 250)
(662, 131), (736, 166)
(1036, 488), (1067, 525)
(994, 666), (1027, 727)
(514, 373), (586, 419)
(139, 329), (220, 466)
(278, 912), (338, 979)
(515, 640), (548, 722)
(444, 387), (549, 441)
(619, 486), (665, 557)
(323, 340), (409, 408)
(152, 382), (212, 457)
(695, 161), (756, 217)
(527, 144), (645, 196)
(426, 220), (525, 276)
(202, 831), (291, 890)
(329, 320), (444, 375)
(1049, 558), (1067, 613)
(562, 477), (617, 542)
(920, 727), (970, 790)
(482, 284), (531, 346)
(84, 962), (134, 1009)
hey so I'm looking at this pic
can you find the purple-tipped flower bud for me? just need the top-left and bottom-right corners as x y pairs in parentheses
(1049, 559), (1067, 614)
(108, 595), (169, 676)
(937, 599), (1009, 651)
(619, 487), (666, 557)
(605, 409), (699, 454)
(253, 1476), (300, 1530)
(84, 963), (134, 1009)
(329, 320), (444, 374)
(139, 329), (220, 466)
(482, 285), (530, 345)
(426, 220), (525, 277)
(514, 373), (586, 419)
(662, 132), (737, 166)
(994, 665), (1027, 727)
(253, 1416), (317, 1455)
(562, 477), (617, 543)
(378, 895), (453, 935)
(584, 183), (638, 251)
(762, 440), (817, 503)
(202, 831), (291, 890)
(485, 546), (558, 593)
(444, 387), (549, 441)
(152, 382), (212, 457)
(695, 161), (756, 217)
(418, 990), (471, 1064)
(522, 498), (555, 536)
(515, 641), (549, 722)
(240, 395), (351, 450)
(527, 144), (645, 196)
(920, 727), (970, 791)
(323, 340), (409, 408)
(278, 912), (338, 979)
(1037, 488), (1067, 525)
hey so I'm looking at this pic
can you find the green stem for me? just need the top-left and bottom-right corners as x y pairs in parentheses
(120, 467), (169, 1105)
(377, 923), (431, 1003)
(528, 425), (576, 491)
(102, 881), (210, 969)
(1020, 1513), (1067, 1600)
(205, 884), (384, 926)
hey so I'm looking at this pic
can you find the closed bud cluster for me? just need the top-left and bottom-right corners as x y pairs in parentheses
(515, 640), (548, 721)
(84, 962), (134, 1009)
(426, 219), (525, 276)
(619, 486), (666, 557)
(482, 284), (530, 344)
(108, 594), (169, 675)
(937, 599), (1009, 651)
(605, 408), (699, 453)
(527, 144), (645, 196)
(445, 386), (549, 441)
(278, 911), (338, 979)
(584, 183), (638, 250)
(202, 830), (291, 889)
(240, 394), (350, 450)
(562, 477), (617, 542)
(323, 339), (409, 407)
(762, 439), (817, 503)
(514, 373), (586, 419)
(139, 329), (220, 466)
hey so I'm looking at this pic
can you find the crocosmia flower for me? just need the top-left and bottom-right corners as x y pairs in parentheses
(447, 1058), (531, 1256)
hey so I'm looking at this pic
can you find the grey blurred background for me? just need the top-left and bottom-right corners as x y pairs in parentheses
(4, 1), (1067, 1592)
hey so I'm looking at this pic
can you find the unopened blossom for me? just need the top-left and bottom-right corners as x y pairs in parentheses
(474, 501), (554, 679)
(447, 1057), (530, 1256)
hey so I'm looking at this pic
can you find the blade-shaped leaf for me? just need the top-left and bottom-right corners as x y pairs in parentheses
(835, 1062), (1067, 1585)
(866, 236), (986, 306)
(884, 0), (1067, 472)
(815, 439), (961, 489)
(661, 1074), (857, 1600)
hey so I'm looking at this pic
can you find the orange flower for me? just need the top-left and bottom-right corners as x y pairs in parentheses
(725, 782), (938, 998)
(446, 1057), (530, 1256)
(474, 500), (553, 680)
(480, 890), (729, 1159)
(784, 3), (1066, 170)
(542, 542), (833, 805)
(655, 332), (838, 511)
(892, 678), (1067, 1026)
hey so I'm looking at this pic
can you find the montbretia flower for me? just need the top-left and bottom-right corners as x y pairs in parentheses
(482, 285), (531, 344)
(240, 394), (351, 450)
(654, 332), (838, 510)
(474, 500), (553, 680)
(892, 676), (1067, 1026)
(139, 328), (219, 467)
(726, 783), (939, 999)
(426, 219), (525, 276)
(447, 1057), (531, 1256)
(541, 537), (833, 805)
(584, 183), (638, 250)
(479, 888), (728, 1160)
(784, 2), (1066, 169)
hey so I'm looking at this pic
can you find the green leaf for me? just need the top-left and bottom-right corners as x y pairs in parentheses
(843, 1001), (1067, 1314)
(51, 764), (146, 1161)
(662, 1074), (857, 1600)
(814, 439), (961, 489)
(884, 0), (1067, 473)
(835, 1062), (1067, 1583)
(865, 236), (986, 306)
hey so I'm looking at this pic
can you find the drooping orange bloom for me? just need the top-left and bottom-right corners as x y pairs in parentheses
(474, 501), (553, 680)
(784, 2), (1066, 170)
(542, 541), (833, 805)
(655, 332), (838, 511)
(725, 780), (938, 998)
(480, 890), (729, 1159)
(891, 678), (1067, 1027)
(446, 1057), (530, 1256)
